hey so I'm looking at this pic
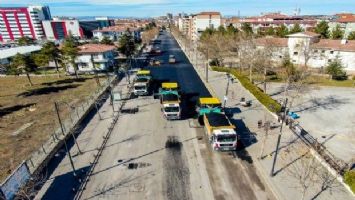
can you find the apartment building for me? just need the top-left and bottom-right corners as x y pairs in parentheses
(239, 12), (316, 33)
(93, 26), (141, 41)
(0, 6), (51, 42)
(329, 13), (355, 38)
(191, 12), (221, 40)
(71, 44), (117, 73)
(42, 19), (83, 41)
(177, 14), (192, 37)
(255, 32), (355, 73)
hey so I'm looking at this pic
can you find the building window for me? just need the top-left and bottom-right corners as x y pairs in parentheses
(292, 60), (296, 62)
(80, 63), (88, 68)
(330, 50), (334, 54)
(293, 52), (298, 55)
(279, 55), (282, 59)
(93, 54), (100, 59)
(328, 59), (332, 63)
(321, 50), (325, 53)
(313, 50), (318, 53)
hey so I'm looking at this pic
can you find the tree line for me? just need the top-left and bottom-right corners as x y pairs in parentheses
(4, 22), (158, 86)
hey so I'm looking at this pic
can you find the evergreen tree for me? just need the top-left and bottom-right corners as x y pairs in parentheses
(348, 31), (355, 40)
(39, 42), (61, 76)
(241, 23), (253, 35)
(265, 27), (275, 36)
(100, 36), (114, 45)
(11, 53), (37, 86)
(325, 57), (346, 80)
(289, 23), (304, 34)
(18, 36), (35, 46)
(315, 20), (329, 38)
(61, 37), (79, 78)
(330, 24), (344, 39)
(275, 24), (289, 38)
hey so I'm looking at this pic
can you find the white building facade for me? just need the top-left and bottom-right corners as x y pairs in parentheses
(255, 32), (355, 73)
(191, 12), (221, 41)
(42, 19), (83, 41)
(70, 44), (116, 73)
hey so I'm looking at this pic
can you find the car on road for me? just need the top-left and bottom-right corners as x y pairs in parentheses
(168, 55), (176, 63)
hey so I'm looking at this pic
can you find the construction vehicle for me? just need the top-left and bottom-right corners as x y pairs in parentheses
(203, 112), (238, 151)
(168, 55), (176, 63)
(196, 97), (222, 124)
(133, 70), (151, 96)
(158, 82), (181, 120)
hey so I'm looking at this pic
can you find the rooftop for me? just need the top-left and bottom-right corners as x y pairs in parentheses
(287, 31), (320, 38)
(197, 12), (221, 16)
(254, 37), (288, 47)
(0, 45), (42, 60)
(78, 44), (116, 54)
(311, 39), (355, 52)
(93, 25), (139, 33)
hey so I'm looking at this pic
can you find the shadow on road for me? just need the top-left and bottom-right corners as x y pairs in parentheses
(41, 166), (90, 200)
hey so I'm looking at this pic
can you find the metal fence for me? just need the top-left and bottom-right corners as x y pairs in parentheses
(25, 76), (116, 174)
(0, 162), (30, 200)
(0, 75), (117, 200)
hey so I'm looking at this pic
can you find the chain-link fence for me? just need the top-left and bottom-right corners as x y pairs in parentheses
(25, 75), (117, 174)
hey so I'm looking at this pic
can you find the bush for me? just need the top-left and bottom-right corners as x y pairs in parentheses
(344, 170), (355, 193)
(326, 58), (347, 80)
(212, 66), (281, 113)
(209, 58), (221, 67)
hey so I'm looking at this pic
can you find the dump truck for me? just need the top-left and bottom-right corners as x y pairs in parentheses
(196, 97), (222, 124)
(133, 70), (151, 96)
(203, 112), (237, 151)
(159, 82), (181, 120)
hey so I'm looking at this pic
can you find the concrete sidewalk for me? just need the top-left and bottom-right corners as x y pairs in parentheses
(35, 75), (133, 200)
(173, 32), (354, 200)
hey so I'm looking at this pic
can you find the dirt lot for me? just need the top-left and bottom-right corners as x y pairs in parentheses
(0, 75), (106, 181)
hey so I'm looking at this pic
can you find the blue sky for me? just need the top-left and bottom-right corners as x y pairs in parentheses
(1, 0), (354, 17)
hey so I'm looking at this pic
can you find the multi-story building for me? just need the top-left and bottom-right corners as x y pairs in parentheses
(255, 32), (355, 73)
(239, 12), (317, 33)
(329, 13), (355, 39)
(0, 6), (51, 42)
(42, 19), (83, 41)
(178, 14), (193, 37)
(71, 44), (117, 73)
(191, 12), (221, 40)
(93, 26), (140, 41)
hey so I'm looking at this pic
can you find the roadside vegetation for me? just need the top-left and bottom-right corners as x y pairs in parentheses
(0, 75), (106, 181)
(344, 170), (355, 193)
(212, 66), (281, 113)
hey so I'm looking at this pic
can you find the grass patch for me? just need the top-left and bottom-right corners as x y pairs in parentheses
(344, 170), (355, 193)
(0, 75), (107, 181)
(212, 66), (281, 113)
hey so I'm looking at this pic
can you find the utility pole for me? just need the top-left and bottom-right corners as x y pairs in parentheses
(206, 48), (209, 83)
(270, 98), (288, 176)
(54, 102), (77, 177)
(223, 73), (231, 108)
(56, 102), (82, 154)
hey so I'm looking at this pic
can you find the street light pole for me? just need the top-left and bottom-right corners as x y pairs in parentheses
(270, 98), (288, 176)
(223, 73), (231, 108)
(54, 102), (77, 177)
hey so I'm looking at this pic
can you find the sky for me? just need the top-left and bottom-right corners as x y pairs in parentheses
(1, 0), (355, 17)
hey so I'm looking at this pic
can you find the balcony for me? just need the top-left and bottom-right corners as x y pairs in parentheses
(93, 58), (109, 63)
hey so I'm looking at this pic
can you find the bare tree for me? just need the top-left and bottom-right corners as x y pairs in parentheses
(281, 143), (320, 200)
(15, 172), (47, 200)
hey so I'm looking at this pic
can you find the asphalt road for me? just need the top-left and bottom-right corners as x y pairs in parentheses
(35, 31), (275, 200)
(79, 31), (274, 200)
